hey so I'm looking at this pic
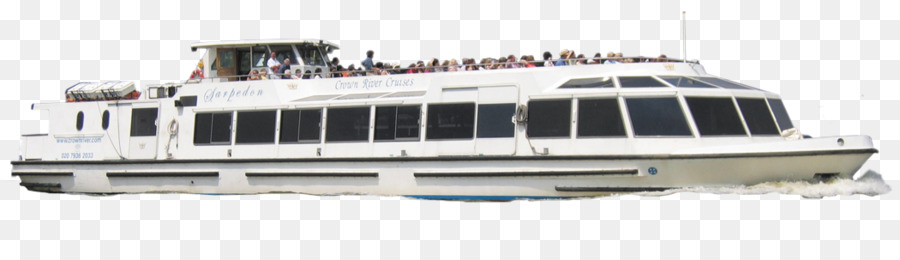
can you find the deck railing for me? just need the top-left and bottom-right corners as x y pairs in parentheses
(188, 56), (698, 84)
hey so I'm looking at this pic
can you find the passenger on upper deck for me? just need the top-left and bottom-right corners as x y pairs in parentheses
(542, 51), (553, 67)
(259, 69), (269, 80)
(555, 50), (569, 66)
(362, 50), (374, 71)
(248, 69), (260, 80)
(605, 52), (619, 64)
(278, 58), (292, 76)
(293, 69), (302, 79)
(314, 68), (323, 79)
(189, 60), (204, 79)
(267, 52), (281, 71)
(507, 55), (520, 69)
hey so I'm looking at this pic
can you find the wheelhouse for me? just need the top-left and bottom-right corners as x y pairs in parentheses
(191, 39), (339, 81)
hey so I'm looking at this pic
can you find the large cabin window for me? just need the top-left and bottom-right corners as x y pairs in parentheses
(375, 105), (421, 141)
(235, 110), (277, 144)
(558, 77), (616, 89)
(326, 107), (371, 142)
(658, 76), (718, 88)
(767, 98), (794, 131)
(130, 108), (158, 137)
(685, 97), (747, 136)
(298, 45), (326, 66)
(194, 112), (232, 144)
(527, 100), (571, 138)
(477, 104), (516, 138)
(280, 109), (322, 143)
(736, 98), (780, 135)
(426, 103), (475, 140)
(625, 97), (692, 136)
(697, 77), (753, 90)
(617, 76), (669, 88)
(577, 99), (626, 137)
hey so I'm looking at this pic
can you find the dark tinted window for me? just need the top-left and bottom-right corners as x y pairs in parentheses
(194, 112), (233, 144)
(686, 97), (746, 136)
(426, 103), (475, 140)
(375, 105), (421, 141)
(101, 110), (110, 130)
(578, 99), (626, 137)
(130, 108), (158, 136)
(625, 98), (692, 136)
(618, 76), (668, 88)
(767, 99), (794, 131)
(697, 77), (752, 90)
(527, 100), (571, 138)
(559, 77), (616, 89)
(326, 107), (370, 142)
(659, 76), (718, 88)
(280, 109), (322, 143)
(736, 98), (780, 135)
(76, 111), (84, 131)
(235, 110), (276, 144)
(477, 104), (516, 138)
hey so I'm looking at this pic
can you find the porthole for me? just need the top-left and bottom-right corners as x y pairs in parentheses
(76, 111), (84, 131)
(101, 110), (110, 130)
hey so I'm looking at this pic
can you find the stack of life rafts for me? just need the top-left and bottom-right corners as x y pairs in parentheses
(65, 81), (140, 102)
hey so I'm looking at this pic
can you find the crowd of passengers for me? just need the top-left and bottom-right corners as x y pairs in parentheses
(246, 49), (672, 80)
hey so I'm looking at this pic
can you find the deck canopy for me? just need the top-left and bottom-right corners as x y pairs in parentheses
(190, 39), (339, 52)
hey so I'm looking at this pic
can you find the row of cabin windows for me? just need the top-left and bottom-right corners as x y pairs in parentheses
(191, 97), (791, 145)
(559, 76), (757, 90)
(193, 104), (517, 145)
(527, 97), (792, 138)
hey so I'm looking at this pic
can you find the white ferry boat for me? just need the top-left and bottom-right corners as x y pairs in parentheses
(11, 39), (877, 199)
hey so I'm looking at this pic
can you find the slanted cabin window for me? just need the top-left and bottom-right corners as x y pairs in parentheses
(326, 107), (370, 142)
(101, 110), (110, 130)
(696, 77), (752, 90)
(194, 112), (233, 144)
(130, 108), (158, 136)
(685, 97), (747, 136)
(559, 77), (616, 89)
(76, 111), (84, 131)
(658, 76), (718, 88)
(375, 105), (421, 141)
(736, 98), (780, 135)
(617, 76), (669, 88)
(577, 99), (626, 137)
(426, 103), (475, 140)
(767, 99), (794, 131)
(625, 97), (692, 136)
(235, 110), (276, 144)
(527, 100), (571, 138)
(477, 104), (516, 138)
(280, 109), (322, 143)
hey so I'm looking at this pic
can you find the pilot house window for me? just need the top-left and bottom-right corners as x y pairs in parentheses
(130, 108), (158, 137)
(767, 98), (794, 131)
(736, 98), (780, 135)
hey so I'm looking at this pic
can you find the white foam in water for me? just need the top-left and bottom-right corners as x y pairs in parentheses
(638, 170), (892, 199)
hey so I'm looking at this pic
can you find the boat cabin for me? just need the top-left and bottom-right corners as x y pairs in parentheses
(190, 39), (339, 81)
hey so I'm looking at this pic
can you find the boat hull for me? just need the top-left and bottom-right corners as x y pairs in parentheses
(11, 145), (876, 198)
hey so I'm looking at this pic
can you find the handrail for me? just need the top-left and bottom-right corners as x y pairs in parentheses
(187, 56), (696, 84)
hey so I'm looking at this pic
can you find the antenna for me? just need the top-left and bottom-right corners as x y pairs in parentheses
(682, 11), (687, 63)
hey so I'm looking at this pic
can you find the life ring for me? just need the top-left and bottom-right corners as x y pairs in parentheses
(168, 119), (179, 135)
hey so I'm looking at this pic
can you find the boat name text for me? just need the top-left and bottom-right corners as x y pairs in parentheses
(204, 85), (265, 103)
(334, 77), (415, 90)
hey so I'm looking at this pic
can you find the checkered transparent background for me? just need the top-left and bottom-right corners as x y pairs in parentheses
(1, 0), (899, 259)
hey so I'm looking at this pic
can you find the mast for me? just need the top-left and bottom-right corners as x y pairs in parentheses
(682, 11), (687, 63)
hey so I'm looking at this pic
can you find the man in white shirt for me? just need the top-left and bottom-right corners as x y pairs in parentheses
(267, 52), (281, 71)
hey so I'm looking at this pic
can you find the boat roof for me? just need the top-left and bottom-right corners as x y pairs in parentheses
(190, 39), (340, 51)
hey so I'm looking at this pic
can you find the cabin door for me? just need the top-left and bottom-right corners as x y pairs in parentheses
(216, 48), (236, 81)
(127, 103), (160, 159)
(475, 86), (519, 155)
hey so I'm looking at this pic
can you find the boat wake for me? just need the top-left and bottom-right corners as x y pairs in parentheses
(640, 170), (892, 199)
